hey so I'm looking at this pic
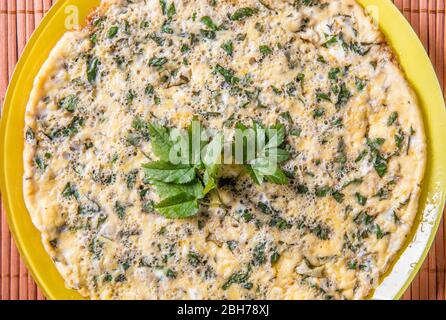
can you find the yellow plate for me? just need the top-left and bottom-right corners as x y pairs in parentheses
(1, 0), (445, 300)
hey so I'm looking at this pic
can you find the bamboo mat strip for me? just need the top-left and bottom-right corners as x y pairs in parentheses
(436, 0), (446, 301)
(34, 0), (47, 301)
(24, 0), (33, 301)
(392, 0), (446, 301)
(0, 0), (8, 303)
(24, 0), (38, 301)
(0, 0), (445, 300)
(35, 0), (46, 291)
(17, 0), (29, 301)
(7, 0), (19, 302)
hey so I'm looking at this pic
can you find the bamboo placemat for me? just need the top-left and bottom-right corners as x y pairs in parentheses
(0, 0), (445, 300)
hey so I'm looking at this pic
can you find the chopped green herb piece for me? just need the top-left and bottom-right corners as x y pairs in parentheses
(230, 7), (258, 21)
(87, 57), (99, 84)
(108, 26), (119, 38)
(221, 40), (234, 56)
(315, 185), (331, 197)
(149, 56), (168, 67)
(115, 201), (126, 220)
(62, 183), (78, 199)
(167, 2), (176, 19)
(200, 16), (218, 31)
(387, 112), (398, 126)
(59, 95), (79, 113)
(259, 45), (273, 55)
(355, 193), (367, 206)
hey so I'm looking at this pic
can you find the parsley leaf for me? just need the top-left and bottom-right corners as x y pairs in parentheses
(143, 161), (196, 184)
(142, 120), (291, 219)
(147, 123), (173, 161)
(201, 134), (222, 195)
(155, 193), (199, 219)
(241, 121), (290, 185)
(152, 180), (204, 200)
(203, 166), (218, 195)
(159, 0), (167, 14)
(264, 168), (289, 184)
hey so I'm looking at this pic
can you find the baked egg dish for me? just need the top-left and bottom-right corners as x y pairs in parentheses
(23, 0), (426, 299)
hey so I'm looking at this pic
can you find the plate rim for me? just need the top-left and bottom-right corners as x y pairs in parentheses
(0, 0), (72, 299)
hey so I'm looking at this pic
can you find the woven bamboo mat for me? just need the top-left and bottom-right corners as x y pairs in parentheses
(0, 0), (445, 300)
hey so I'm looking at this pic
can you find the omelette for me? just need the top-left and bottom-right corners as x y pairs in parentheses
(23, 0), (426, 300)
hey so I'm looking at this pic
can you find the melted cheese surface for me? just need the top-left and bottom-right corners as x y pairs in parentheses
(23, 0), (426, 300)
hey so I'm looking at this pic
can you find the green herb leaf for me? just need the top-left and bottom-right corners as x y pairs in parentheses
(328, 67), (340, 80)
(332, 190), (344, 203)
(222, 267), (251, 290)
(155, 192), (199, 219)
(375, 224), (388, 239)
(59, 95), (79, 113)
(108, 26), (119, 38)
(259, 45), (273, 56)
(188, 252), (201, 267)
(315, 186), (331, 197)
(35, 156), (47, 170)
(147, 123), (173, 161)
(322, 35), (338, 47)
(335, 82), (351, 108)
(180, 44), (190, 53)
(141, 120), (291, 219)
(243, 121), (290, 185)
(265, 123), (286, 148)
(87, 57), (100, 84)
(266, 148), (289, 163)
(62, 182), (78, 199)
(152, 179), (204, 200)
(143, 161), (196, 184)
(159, 0), (167, 14)
(264, 168), (289, 185)
(244, 168), (262, 186)
(270, 251), (280, 265)
(167, 3), (176, 19)
(230, 7), (258, 21)
(203, 169), (217, 196)
(355, 192), (367, 206)
(115, 201), (126, 220)
(374, 154), (388, 177)
(316, 91), (331, 102)
(214, 64), (240, 84)
(387, 111), (398, 126)
(149, 56), (168, 67)
(355, 77), (366, 91)
(200, 16), (218, 31)
(200, 29), (216, 39)
(367, 137), (385, 151)
(25, 127), (35, 142)
(221, 40), (234, 56)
